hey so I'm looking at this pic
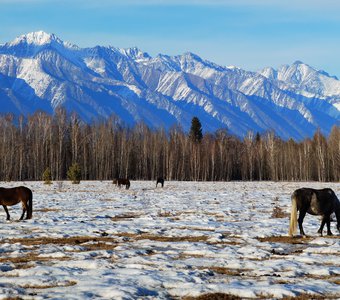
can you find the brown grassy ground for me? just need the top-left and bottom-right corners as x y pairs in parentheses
(257, 236), (314, 244)
(3, 236), (119, 252)
(183, 293), (242, 300)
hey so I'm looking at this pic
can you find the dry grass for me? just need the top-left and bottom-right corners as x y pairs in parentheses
(5, 233), (211, 250)
(111, 213), (142, 221)
(4, 236), (118, 251)
(0, 252), (71, 272)
(175, 226), (216, 232)
(177, 253), (206, 259)
(206, 267), (250, 276)
(274, 274), (340, 287)
(282, 293), (340, 300)
(257, 236), (313, 244)
(21, 280), (77, 289)
(35, 208), (60, 213)
(184, 291), (340, 300)
(0, 253), (70, 265)
(158, 211), (174, 217)
(116, 232), (209, 243)
(320, 235), (340, 239)
(305, 274), (340, 283)
(271, 206), (289, 218)
(183, 293), (242, 300)
(4, 233), (212, 255)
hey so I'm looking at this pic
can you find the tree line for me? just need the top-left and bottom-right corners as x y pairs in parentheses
(0, 109), (339, 182)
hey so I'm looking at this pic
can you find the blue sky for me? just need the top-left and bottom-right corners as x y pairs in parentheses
(1, 0), (340, 77)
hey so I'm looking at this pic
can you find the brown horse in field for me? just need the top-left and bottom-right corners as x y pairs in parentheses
(289, 188), (340, 237)
(0, 186), (33, 220)
(113, 178), (130, 190)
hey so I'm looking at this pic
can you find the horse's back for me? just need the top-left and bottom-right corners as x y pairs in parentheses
(5, 186), (31, 194)
(0, 186), (32, 206)
(293, 187), (335, 198)
(293, 187), (336, 213)
(156, 177), (164, 186)
(118, 178), (129, 184)
(18, 186), (32, 196)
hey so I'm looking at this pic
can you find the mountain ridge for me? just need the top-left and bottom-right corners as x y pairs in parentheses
(0, 31), (339, 140)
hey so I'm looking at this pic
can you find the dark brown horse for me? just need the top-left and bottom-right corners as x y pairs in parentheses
(113, 178), (130, 190)
(289, 188), (340, 237)
(156, 177), (165, 188)
(0, 186), (33, 221)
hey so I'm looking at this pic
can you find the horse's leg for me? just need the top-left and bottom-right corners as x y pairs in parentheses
(2, 205), (10, 220)
(19, 199), (29, 220)
(317, 217), (326, 236)
(325, 215), (333, 236)
(20, 208), (26, 220)
(298, 209), (307, 237)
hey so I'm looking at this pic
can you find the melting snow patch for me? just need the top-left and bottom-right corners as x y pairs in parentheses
(0, 181), (339, 299)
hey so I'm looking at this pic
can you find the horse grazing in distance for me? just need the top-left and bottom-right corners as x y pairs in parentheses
(156, 177), (165, 188)
(0, 186), (33, 221)
(113, 178), (130, 190)
(288, 188), (340, 237)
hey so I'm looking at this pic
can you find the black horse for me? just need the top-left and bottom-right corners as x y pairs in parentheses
(0, 186), (33, 220)
(288, 188), (340, 237)
(156, 177), (164, 188)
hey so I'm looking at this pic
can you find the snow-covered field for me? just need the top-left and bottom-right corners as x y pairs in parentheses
(0, 181), (339, 299)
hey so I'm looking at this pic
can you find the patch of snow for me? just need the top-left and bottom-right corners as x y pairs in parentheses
(0, 181), (339, 299)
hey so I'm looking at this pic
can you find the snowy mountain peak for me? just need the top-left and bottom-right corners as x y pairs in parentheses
(7, 31), (78, 50)
(182, 52), (201, 60)
(259, 61), (317, 83)
(118, 46), (151, 61)
(10, 31), (60, 46)
(258, 61), (340, 98)
(259, 67), (277, 80)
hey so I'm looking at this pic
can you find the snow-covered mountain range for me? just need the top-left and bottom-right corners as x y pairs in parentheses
(0, 31), (339, 139)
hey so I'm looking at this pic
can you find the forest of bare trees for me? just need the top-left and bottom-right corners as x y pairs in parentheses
(0, 109), (339, 182)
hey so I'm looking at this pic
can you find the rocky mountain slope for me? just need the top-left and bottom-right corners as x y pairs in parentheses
(0, 31), (339, 139)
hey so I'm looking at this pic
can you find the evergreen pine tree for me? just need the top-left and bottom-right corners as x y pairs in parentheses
(42, 167), (52, 185)
(67, 163), (81, 184)
(189, 116), (203, 143)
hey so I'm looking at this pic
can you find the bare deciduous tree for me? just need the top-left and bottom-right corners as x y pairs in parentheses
(0, 111), (338, 182)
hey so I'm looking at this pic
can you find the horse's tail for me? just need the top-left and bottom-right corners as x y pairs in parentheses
(288, 192), (298, 236)
(27, 188), (33, 219)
